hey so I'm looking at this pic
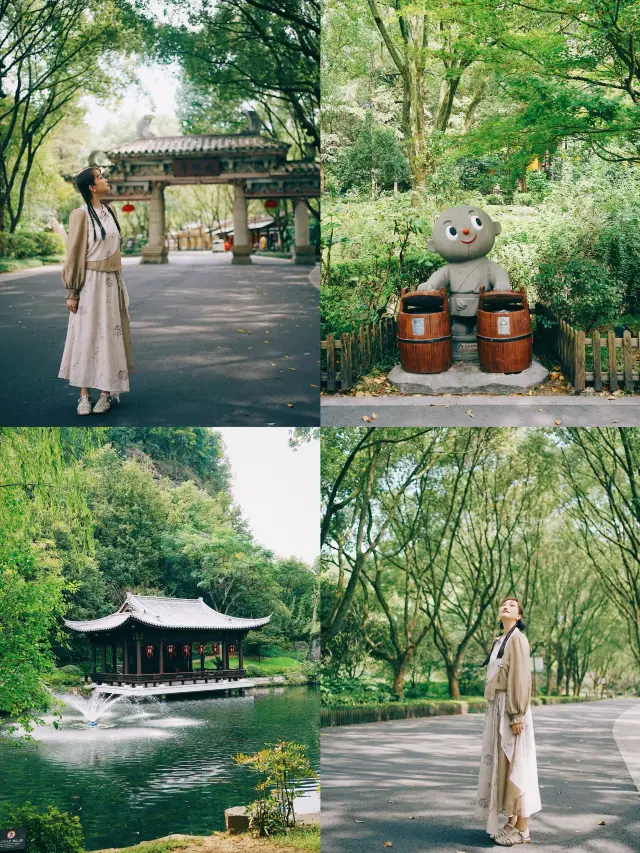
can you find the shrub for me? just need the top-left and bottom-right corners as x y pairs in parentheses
(0, 231), (65, 259)
(301, 661), (320, 684)
(321, 250), (444, 336)
(245, 664), (263, 678)
(534, 258), (623, 330)
(234, 742), (318, 835)
(485, 194), (505, 205)
(2, 803), (85, 853)
(59, 665), (84, 675)
(320, 674), (395, 706)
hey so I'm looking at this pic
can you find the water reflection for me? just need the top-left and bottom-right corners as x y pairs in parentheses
(0, 686), (319, 850)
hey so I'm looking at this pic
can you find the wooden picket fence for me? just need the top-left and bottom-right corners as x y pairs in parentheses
(536, 304), (640, 392)
(321, 316), (398, 392)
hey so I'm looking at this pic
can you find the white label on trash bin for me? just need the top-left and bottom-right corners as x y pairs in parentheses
(412, 317), (425, 336)
(497, 315), (511, 336)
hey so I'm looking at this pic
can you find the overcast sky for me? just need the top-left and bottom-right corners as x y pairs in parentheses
(81, 63), (180, 134)
(216, 429), (319, 565)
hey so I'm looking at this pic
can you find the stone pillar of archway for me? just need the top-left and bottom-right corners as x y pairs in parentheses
(232, 183), (252, 264)
(293, 199), (315, 265)
(142, 182), (169, 264)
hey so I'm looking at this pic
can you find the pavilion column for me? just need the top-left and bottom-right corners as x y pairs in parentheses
(200, 645), (205, 672)
(222, 640), (229, 670)
(112, 642), (117, 673)
(231, 183), (252, 265)
(102, 643), (107, 673)
(142, 182), (169, 264)
(124, 640), (129, 674)
(292, 199), (315, 266)
(159, 641), (164, 675)
(91, 642), (97, 674)
(136, 639), (142, 675)
(238, 636), (244, 671)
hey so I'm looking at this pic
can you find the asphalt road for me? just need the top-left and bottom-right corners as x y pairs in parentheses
(321, 700), (640, 853)
(321, 396), (640, 426)
(0, 252), (320, 426)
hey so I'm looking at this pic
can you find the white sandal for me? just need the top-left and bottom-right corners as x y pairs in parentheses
(493, 826), (531, 846)
(92, 394), (112, 414)
(77, 395), (92, 416)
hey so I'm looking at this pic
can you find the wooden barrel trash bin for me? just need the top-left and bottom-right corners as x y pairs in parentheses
(476, 286), (532, 374)
(397, 287), (452, 374)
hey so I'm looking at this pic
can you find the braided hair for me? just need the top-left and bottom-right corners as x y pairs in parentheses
(76, 168), (122, 242)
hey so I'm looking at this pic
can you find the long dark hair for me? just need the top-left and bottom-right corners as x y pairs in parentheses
(76, 168), (121, 242)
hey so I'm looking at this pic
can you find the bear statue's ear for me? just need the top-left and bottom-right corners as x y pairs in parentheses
(427, 239), (436, 252)
(494, 221), (502, 236)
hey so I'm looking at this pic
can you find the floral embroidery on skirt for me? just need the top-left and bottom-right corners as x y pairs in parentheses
(59, 269), (133, 397)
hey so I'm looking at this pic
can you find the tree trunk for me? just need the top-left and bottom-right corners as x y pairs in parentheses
(446, 665), (460, 700)
(392, 658), (407, 699)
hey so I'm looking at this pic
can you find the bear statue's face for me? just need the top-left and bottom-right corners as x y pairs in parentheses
(428, 205), (501, 262)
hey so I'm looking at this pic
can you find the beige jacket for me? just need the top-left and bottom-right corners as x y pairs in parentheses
(62, 207), (122, 300)
(484, 629), (532, 725)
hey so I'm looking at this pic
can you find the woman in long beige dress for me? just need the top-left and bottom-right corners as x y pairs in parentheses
(59, 167), (133, 415)
(475, 597), (541, 846)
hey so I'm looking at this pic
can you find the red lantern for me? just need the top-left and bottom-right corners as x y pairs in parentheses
(166, 644), (176, 658)
(212, 643), (220, 655)
(122, 203), (135, 213)
(264, 200), (277, 209)
(183, 644), (191, 657)
(229, 644), (237, 654)
(145, 644), (154, 658)
(198, 644), (204, 655)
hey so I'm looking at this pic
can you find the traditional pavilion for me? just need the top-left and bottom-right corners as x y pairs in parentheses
(64, 593), (270, 688)
(96, 114), (319, 266)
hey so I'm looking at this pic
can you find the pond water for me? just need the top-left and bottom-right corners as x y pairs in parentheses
(0, 686), (319, 851)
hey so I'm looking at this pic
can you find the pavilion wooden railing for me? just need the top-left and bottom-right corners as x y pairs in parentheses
(91, 669), (246, 687)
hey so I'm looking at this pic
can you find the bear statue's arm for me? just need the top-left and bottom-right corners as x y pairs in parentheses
(417, 264), (449, 292)
(488, 260), (511, 292)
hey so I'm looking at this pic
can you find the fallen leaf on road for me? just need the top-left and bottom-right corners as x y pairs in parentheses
(608, 395), (616, 401)
(599, 821), (606, 826)
(555, 419), (562, 425)
(371, 413), (377, 419)
(538, 408), (543, 412)
(248, 347), (252, 350)
(310, 384), (318, 388)
(383, 844), (393, 848)
(362, 416), (371, 423)
(287, 403), (294, 408)
(465, 409), (474, 417)
(289, 368), (296, 371)
(354, 820), (364, 823)
(271, 362), (276, 366)
(237, 329), (244, 333)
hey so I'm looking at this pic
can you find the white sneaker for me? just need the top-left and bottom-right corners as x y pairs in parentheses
(77, 395), (92, 416)
(92, 394), (112, 414)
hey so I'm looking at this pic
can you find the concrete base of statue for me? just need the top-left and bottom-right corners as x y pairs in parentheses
(388, 359), (549, 395)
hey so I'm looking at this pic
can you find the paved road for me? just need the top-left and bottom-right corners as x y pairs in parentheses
(321, 396), (640, 426)
(0, 252), (319, 426)
(321, 700), (640, 852)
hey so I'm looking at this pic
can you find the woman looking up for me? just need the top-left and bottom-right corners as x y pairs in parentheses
(476, 597), (541, 846)
(58, 167), (134, 415)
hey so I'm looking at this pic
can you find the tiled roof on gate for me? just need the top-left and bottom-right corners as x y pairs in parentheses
(108, 134), (289, 157)
(64, 593), (271, 633)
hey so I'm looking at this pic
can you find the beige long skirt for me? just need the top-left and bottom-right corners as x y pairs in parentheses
(59, 269), (133, 397)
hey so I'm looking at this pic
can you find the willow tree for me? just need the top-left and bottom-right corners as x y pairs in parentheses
(0, 428), (95, 734)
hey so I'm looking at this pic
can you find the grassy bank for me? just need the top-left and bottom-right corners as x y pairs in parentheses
(321, 694), (603, 727)
(0, 255), (64, 273)
(96, 827), (320, 853)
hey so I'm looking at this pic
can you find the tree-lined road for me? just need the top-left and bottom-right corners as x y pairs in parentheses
(0, 252), (319, 426)
(321, 700), (640, 853)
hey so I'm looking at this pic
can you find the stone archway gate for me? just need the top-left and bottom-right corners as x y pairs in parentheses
(103, 131), (320, 265)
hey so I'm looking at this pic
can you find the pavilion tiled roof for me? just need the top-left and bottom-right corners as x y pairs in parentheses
(64, 593), (270, 633)
(108, 134), (289, 157)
